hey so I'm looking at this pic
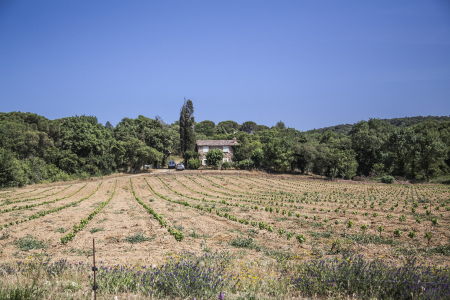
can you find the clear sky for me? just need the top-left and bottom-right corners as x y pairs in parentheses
(1, 1), (449, 131)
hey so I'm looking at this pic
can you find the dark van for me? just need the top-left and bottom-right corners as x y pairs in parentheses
(168, 160), (176, 169)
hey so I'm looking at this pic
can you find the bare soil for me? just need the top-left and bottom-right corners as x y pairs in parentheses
(0, 173), (449, 269)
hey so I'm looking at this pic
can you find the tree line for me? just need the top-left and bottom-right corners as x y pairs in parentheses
(1, 104), (449, 187)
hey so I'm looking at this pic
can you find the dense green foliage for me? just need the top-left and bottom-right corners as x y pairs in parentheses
(0, 112), (170, 187)
(307, 115), (450, 135)
(193, 116), (450, 181)
(206, 149), (223, 167)
(188, 159), (201, 170)
(1, 109), (449, 188)
(380, 175), (395, 184)
(179, 99), (195, 156)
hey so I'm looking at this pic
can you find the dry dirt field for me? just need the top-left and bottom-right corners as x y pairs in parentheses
(0, 172), (449, 299)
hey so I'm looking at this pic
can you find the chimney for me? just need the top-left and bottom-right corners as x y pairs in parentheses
(233, 137), (236, 143)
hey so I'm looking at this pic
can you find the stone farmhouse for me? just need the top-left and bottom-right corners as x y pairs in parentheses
(196, 138), (238, 166)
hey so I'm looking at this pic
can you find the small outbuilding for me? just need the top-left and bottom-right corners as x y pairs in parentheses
(196, 138), (238, 166)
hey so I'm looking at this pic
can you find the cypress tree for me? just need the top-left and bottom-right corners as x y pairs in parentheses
(179, 98), (196, 158)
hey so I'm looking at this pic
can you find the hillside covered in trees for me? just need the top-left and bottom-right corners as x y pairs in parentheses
(1, 107), (449, 188)
(306, 116), (450, 135)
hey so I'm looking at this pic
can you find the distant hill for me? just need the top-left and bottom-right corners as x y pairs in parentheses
(306, 115), (450, 135)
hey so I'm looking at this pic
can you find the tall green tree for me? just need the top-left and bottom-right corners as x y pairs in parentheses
(60, 115), (117, 175)
(261, 130), (293, 171)
(241, 121), (258, 134)
(217, 120), (239, 134)
(351, 119), (392, 175)
(179, 99), (196, 156)
(196, 120), (215, 137)
(274, 121), (286, 130)
(413, 124), (447, 181)
(293, 142), (317, 174)
(0, 148), (28, 187)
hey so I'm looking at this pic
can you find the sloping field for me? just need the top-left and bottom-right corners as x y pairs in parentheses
(0, 174), (449, 299)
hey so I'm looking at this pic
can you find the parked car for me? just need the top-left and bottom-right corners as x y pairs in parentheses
(176, 163), (185, 171)
(168, 160), (176, 169)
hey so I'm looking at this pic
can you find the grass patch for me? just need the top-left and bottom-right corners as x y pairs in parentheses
(124, 232), (156, 244)
(69, 247), (93, 256)
(14, 235), (47, 251)
(0, 281), (44, 300)
(188, 229), (211, 239)
(0, 231), (10, 240)
(308, 231), (333, 239)
(345, 233), (397, 245)
(263, 248), (299, 261)
(189, 229), (200, 238)
(174, 224), (184, 231)
(219, 207), (232, 212)
(89, 227), (104, 234)
(55, 227), (66, 233)
(246, 228), (259, 237)
(426, 244), (450, 256)
(229, 236), (260, 250)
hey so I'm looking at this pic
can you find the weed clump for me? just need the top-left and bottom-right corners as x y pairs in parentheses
(14, 235), (47, 251)
(230, 236), (257, 249)
(89, 227), (104, 234)
(124, 232), (156, 244)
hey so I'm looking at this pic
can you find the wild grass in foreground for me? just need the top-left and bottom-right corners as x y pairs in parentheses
(0, 251), (449, 299)
(286, 251), (450, 299)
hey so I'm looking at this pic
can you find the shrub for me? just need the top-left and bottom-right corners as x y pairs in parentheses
(206, 149), (223, 167)
(188, 159), (201, 170)
(184, 150), (200, 161)
(236, 159), (254, 170)
(230, 237), (255, 249)
(380, 175), (395, 184)
(221, 161), (232, 170)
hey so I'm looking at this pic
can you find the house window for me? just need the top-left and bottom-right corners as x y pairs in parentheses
(203, 146), (209, 153)
(223, 158), (228, 162)
(223, 146), (229, 153)
(202, 159), (207, 166)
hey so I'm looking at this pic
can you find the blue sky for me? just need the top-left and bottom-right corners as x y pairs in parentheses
(1, 1), (449, 131)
